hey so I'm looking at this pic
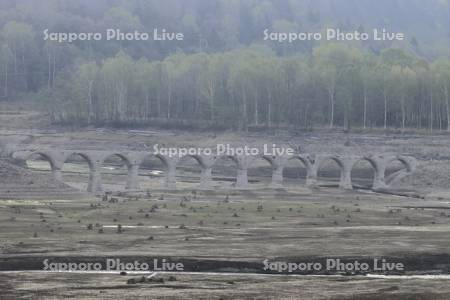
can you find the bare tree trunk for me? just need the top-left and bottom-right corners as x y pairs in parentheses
(329, 88), (335, 128)
(304, 103), (309, 129)
(13, 47), (17, 76)
(208, 79), (215, 121)
(167, 81), (172, 119)
(430, 88), (433, 132)
(52, 54), (56, 85)
(157, 92), (161, 118)
(445, 86), (450, 131)
(21, 49), (27, 90)
(3, 61), (7, 98)
(419, 104), (422, 129)
(242, 87), (247, 131)
(401, 96), (405, 131)
(254, 90), (258, 126)
(145, 92), (149, 120)
(363, 94), (367, 129)
(87, 80), (93, 123)
(384, 92), (388, 129)
(47, 48), (52, 89)
(267, 89), (272, 128)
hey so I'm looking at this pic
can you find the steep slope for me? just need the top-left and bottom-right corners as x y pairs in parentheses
(0, 159), (86, 200)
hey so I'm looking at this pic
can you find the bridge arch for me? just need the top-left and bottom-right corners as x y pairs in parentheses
(178, 154), (207, 169)
(63, 152), (95, 171)
(316, 155), (344, 187)
(24, 151), (58, 171)
(175, 155), (204, 188)
(350, 156), (378, 189)
(247, 155), (275, 187)
(384, 156), (414, 186)
(99, 153), (133, 191)
(282, 155), (310, 186)
(60, 152), (96, 191)
(211, 155), (240, 188)
(136, 153), (170, 189)
(100, 153), (132, 169)
(12, 149), (417, 193)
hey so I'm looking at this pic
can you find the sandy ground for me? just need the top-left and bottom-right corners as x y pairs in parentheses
(3, 123), (450, 192)
(2, 272), (450, 299)
(1, 188), (449, 267)
(1, 110), (450, 299)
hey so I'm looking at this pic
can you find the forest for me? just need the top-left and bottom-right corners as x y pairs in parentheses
(2, 0), (450, 131)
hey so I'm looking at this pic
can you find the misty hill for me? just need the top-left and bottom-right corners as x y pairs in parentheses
(1, 0), (450, 132)
(0, 0), (449, 60)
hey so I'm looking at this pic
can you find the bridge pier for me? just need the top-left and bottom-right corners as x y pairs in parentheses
(270, 166), (284, 188)
(198, 156), (217, 190)
(306, 165), (318, 187)
(339, 157), (355, 190)
(11, 149), (416, 194)
(236, 168), (248, 189)
(234, 156), (253, 189)
(126, 163), (140, 190)
(84, 153), (105, 193)
(339, 169), (353, 189)
(163, 160), (178, 189)
(87, 167), (103, 193)
(52, 165), (63, 182)
(371, 157), (387, 190)
(199, 167), (213, 189)
(266, 156), (288, 188)
(375, 155), (416, 190)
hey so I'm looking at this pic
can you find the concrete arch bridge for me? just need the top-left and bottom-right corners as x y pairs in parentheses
(12, 149), (416, 193)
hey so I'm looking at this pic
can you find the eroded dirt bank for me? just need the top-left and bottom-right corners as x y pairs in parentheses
(2, 271), (450, 300)
(1, 253), (450, 275)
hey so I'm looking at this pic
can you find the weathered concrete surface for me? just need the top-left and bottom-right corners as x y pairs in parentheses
(11, 148), (416, 193)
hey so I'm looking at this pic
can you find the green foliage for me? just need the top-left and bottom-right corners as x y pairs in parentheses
(42, 44), (450, 131)
(1, 1), (450, 131)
